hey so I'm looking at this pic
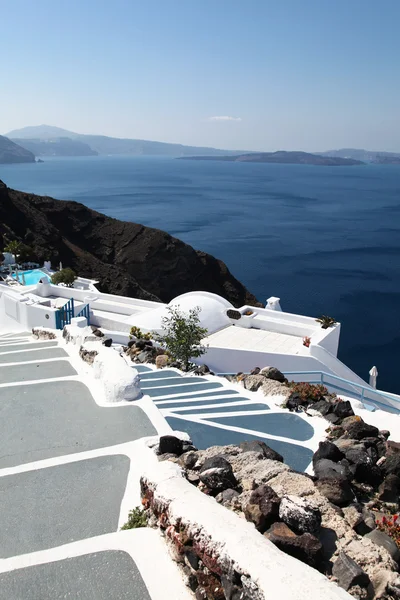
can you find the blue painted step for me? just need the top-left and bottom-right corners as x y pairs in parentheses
(132, 365), (153, 373)
(140, 377), (208, 389)
(155, 389), (237, 404)
(144, 382), (223, 398)
(169, 402), (270, 415)
(203, 412), (314, 442)
(138, 370), (183, 380)
(166, 417), (313, 473)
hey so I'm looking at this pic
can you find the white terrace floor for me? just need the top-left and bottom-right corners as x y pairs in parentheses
(0, 331), (190, 600)
(204, 324), (305, 354)
(0, 328), (326, 598)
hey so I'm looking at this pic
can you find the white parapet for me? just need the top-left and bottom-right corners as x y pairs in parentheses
(141, 461), (352, 600)
(266, 296), (282, 311)
(71, 316), (87, 328)
(93, 347), (141, 403)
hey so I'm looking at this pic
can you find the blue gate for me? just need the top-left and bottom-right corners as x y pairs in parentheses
(76, 303), (90, 325)
(55, 298), (75, 330)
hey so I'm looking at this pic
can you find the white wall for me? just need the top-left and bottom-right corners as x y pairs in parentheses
(31, 283), (161, 315)
(311, 324), (341, 356)
(0, 288), (57, 332)
(199, 345), (327, 375)
(25, 303), (57, 329)
(90, 312), (131, 333)
(199, 343), (370, 390)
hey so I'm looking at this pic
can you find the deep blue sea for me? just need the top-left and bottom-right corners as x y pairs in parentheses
(1, 156), (400, 393)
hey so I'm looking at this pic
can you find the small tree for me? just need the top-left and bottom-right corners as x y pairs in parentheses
(51, 267), (77, 288)
(3, 240), (33, 262)
(154, 305), (208, 370)
(4, 240), (22, 259)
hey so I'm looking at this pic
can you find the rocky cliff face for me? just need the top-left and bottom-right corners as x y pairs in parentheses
(0, 136), (35, 164)
(0, 180), (260, 306)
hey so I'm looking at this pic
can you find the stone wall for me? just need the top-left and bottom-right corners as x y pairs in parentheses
(141, 434), (400, 600)
(141, 454), (353, 600)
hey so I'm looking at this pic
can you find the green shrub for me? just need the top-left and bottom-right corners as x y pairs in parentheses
(287, 381), (329, 402)
(121, 507), (148, 530)
(129, 326), (152, 340)
(315, 315), (337, 329)
(153, 305), (208, 370)
(51, 268), (77, 288)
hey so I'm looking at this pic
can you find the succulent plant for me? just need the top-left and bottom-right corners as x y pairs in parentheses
(315, 315), (337, 329)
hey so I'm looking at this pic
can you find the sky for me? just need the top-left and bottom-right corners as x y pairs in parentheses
(1, 0), (399, 151)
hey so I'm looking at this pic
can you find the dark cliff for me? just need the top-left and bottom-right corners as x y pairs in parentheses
(0, 181), (260, 307)
(11, 137), (98, 157)
(0, 136), (35, 164)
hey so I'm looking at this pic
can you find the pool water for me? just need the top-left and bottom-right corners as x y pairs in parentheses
(12, 269), (50, 286)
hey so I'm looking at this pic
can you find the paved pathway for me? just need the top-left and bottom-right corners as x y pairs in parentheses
(0, 333), (190, 600)
(135, 366), (315, 472)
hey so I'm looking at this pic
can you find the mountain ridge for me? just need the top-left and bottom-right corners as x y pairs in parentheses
(6, 125), (247, 158)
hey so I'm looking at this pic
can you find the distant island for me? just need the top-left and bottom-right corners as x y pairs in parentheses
(319, 148), (400, 163)
(6, 125), (246, 158)
(372, 155), (400, 165)
(0, 135), (35, 164)
(179, 151), (364, 166)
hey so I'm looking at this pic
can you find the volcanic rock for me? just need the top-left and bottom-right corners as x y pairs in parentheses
(0, 181), (260, 305)
(199, 456), (237, 493)
(239, 440), (283, 462)
(313, 440), (345, 465)
(259, 366), (287, 383)
(279, 495), (321, 535)
(315, 477), (354, 507)
(332, 552), (370, 591)
(264, 522), (323, 569)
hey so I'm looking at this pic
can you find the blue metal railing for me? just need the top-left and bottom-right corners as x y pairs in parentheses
(284, 371), (400, 413)
(55, 298), (75, 330)
(76, 303), (90, 325)
(215, 370), (400, 413)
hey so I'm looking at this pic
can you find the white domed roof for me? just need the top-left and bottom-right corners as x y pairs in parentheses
(126, 291), (234, 335)
(169, 291), (233, 334)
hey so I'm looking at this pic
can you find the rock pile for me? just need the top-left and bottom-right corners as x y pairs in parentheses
(124, 340), (215, 373)
(32, 327), (57, 340)
(148, 435), (400, 599)
(124, 337), (168, 366)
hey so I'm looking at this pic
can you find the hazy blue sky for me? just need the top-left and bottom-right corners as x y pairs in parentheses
(1, 0), (399, 151)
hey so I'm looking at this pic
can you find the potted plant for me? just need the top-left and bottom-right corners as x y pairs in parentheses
(316, 315), (337, 329)
(303, 336), (311, 347)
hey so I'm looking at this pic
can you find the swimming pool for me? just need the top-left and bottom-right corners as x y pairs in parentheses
(12, 269), (50, 286)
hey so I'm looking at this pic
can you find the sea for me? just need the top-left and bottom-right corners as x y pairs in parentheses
(1, 156), (400, 393)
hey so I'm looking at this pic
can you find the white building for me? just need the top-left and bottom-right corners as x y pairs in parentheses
(0, 275), (399, 411)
